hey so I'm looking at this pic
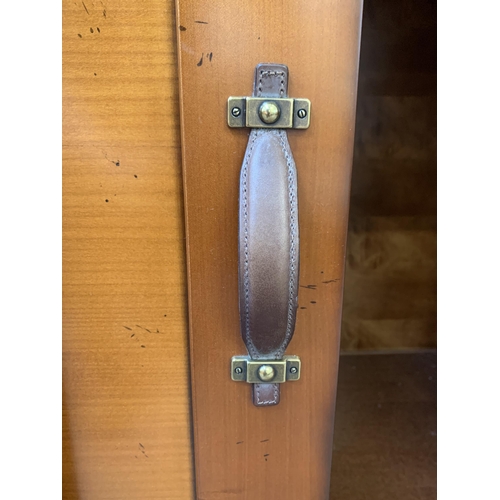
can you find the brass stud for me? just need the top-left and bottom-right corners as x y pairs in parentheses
(257, 364), (276, 382)
(297, 108), (307, 119)
(231, 107), (242, 117)
(258, 101), (280, 124)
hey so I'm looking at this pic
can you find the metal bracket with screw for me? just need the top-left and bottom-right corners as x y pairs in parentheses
(231, 356), (301, 383)
(227, 97), (311, 129)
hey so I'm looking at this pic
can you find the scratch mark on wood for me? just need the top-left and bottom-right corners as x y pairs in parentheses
(123, 326), (132, 331)
(195, 20), (208, 24)
(82, 1), (89, 15)
(102, 150), (120, 166)
(300, 284), (317, 290)
(179, 25), (187, 31)
(197, 54), (204, 66)
(260, 439), (269, 442)
(322, 279), (340, 284)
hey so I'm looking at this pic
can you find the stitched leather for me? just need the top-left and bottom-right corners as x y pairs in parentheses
(239, 129), (299, 359)
(252, 63), (288, 98)
(238, 64), (299, 406)
(253, 383), (280, 406)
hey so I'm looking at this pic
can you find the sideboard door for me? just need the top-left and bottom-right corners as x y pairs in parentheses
(176, 0), (363, 498)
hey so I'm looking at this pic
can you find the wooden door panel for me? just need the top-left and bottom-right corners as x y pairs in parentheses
(175, 0), (363, 498)
(62, 1), (193, 498)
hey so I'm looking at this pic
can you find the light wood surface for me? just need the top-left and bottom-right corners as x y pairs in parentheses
(330, 352), (437, 499)
(176, 0), (363, 498)
(62, 1), (193, 498)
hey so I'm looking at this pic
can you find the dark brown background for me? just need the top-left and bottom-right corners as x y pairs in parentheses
(331, 1), (437, 497)
(342, 0), (437, 351)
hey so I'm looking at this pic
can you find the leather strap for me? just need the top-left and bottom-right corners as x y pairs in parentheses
(238, 64), (299, 406)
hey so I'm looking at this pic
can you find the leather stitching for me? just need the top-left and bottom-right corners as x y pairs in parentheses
(255, 383), (279, 405)
(241, 130), (299, 361)
(242, 130), (260, 359)
(257, 70), (286, 97)
(277, 131), (299, 358)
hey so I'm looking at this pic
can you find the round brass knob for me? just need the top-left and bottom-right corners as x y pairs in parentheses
(258, 101), (280, 124)
(257, 364), (276, 382)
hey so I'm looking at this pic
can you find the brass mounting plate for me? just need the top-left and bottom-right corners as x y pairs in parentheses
(231, 355), (301, 383)
(227, 97), (311, 129)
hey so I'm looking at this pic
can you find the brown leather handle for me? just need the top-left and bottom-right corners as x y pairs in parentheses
(238, 64), (299, 406)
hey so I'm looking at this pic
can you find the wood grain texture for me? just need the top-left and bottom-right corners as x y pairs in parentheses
(175, 1), (363, 498)
(62, 1), (194, 498)
(341, 0), (437, 350)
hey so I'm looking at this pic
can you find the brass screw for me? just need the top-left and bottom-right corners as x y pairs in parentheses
(258, 101), (281, 124)
(290, 367), (298, 374)
(257, 364), (276, 382)
(231, 107), (242, 117)
(235, 367), (243, 374)
(297, 108), (307, 119)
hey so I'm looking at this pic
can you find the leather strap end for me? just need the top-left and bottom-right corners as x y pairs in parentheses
(253, 383), (280, 406)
